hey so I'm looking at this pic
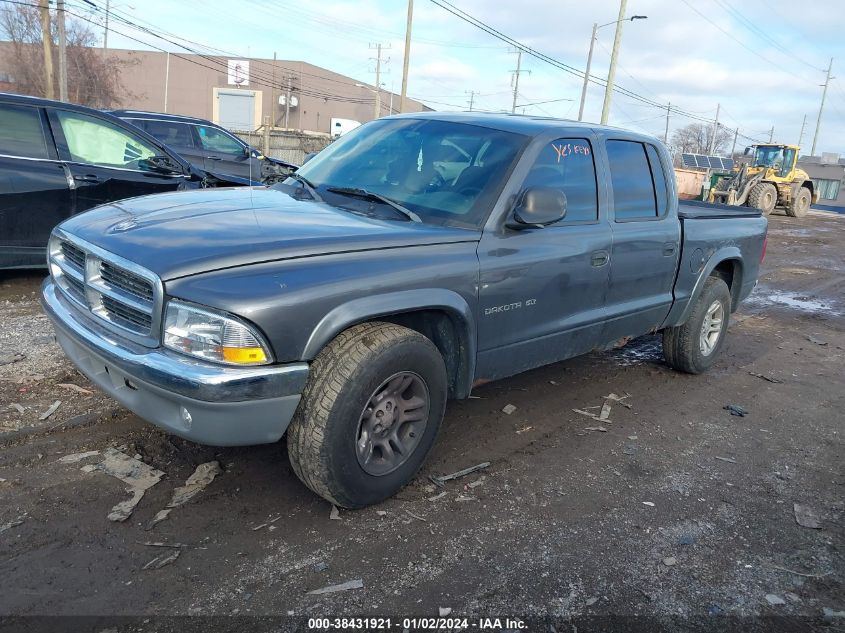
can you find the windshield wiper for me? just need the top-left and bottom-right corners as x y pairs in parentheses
(326, 187), (422, 223)
(287, 173), (322, 201)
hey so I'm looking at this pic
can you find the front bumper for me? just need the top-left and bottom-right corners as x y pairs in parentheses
(41, 279), (308, 446)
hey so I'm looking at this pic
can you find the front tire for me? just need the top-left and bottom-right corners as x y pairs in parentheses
(748, 182), (777, 215)
(786, 186), (811, 217)
(662, 276), (731, 374)
(287, 322), (447, 508)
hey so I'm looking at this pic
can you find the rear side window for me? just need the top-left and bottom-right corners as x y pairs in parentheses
(0, 104), (50, 159)
(606, 140), (657, 220)
(522, 138), (598, 222)
(140, 120), (195, 149)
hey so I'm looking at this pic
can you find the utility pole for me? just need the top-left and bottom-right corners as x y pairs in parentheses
(600, 0), (627, 124)
(284, 75), (292, 129)
(56, 0), (67, 101)
(103, 0), (110, 49)
(510, 50), (529, 114)
(163, 51), (170, 112)
(399, 0), (413, 113)
(466, 90), (477, 112)
(797, 114), (807, 147)
(769, 126), (774, 143)
(370, 43), (387, 120)
(578, 23), (598, 121)
(811, 58), (834, 156)
(663, 101), (670, 143)
(39, 0), (54, 100)
(708, 103), (720, 155)
(270, 52), (277, 126)
(731, 128), (739, 156)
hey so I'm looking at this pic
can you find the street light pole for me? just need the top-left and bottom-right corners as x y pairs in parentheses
(600, 0), (627, 125)
(577, 23), (597, 121)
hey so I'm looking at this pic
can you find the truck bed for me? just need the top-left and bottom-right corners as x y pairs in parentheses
(678, 199), (762, 220)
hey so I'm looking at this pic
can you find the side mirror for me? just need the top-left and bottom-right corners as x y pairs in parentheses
(141, 155), (183, 175)
(507, 187), (567, 229)
(744, 146), (753, 156)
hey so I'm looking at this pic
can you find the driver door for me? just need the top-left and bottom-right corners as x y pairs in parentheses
(475, 136), (612, 382)
(48, 108), (187, 213)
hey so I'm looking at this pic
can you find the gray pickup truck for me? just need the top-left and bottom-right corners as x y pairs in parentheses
(41, 113), (768, 507)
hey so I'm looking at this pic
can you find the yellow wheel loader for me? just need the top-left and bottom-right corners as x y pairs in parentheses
(709, 144), (817, 217)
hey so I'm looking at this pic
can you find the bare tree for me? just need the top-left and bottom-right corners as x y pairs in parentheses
(670, 123), (733, 157)
(0, 3), (136, 108)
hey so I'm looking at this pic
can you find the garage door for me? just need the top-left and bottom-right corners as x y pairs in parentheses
(218, 90), (255, 130)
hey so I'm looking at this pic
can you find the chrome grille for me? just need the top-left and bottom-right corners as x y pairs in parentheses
(48, 232), (163, 345)
(100, 261), (154, 302)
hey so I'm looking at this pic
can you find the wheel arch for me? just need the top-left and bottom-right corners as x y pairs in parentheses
(301, 289), (476, 399)
(668, 248), (744, 326)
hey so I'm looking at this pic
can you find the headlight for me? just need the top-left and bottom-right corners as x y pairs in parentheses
(163, 300), (272, 366)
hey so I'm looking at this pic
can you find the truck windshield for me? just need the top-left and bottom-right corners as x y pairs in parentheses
(285, 118), (528, 228)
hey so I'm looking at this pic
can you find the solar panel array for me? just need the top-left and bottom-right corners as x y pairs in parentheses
(681, 154), (735, 170)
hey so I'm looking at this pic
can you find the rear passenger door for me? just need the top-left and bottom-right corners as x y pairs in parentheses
(600, 139), (680, 343)
(0, 102), (72, 266)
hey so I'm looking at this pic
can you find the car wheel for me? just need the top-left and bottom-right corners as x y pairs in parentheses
(287, 322), (447, 508)
(662, 276), (731, 374)
(748, 182), (777, 215)
(786, 186), (811, 218)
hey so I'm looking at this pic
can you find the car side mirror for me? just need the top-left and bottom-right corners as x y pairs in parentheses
(141, 155), (183, 175)
(507, 187), (567, 229)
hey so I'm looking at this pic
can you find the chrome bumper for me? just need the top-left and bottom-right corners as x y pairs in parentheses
(41, 279), (308, 446)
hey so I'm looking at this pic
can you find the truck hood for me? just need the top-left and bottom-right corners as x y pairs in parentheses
(59, 188), (478, 280)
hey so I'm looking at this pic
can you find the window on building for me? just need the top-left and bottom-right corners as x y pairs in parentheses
(812, 178), (841, 201)
(521, 138), (598, 222)
(606, 140), (658, 220)
(55, 110), (158, 170)
(0, 104), (49, 159)
(196, 126), (246, 155)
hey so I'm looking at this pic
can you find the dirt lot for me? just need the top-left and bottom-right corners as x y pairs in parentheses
(0, 211), (842, 631)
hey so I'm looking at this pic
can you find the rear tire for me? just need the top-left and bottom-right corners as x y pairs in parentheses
(287, 322), (447, 508)
(748, 182), (777, 215)
(786, 186), (811, 217)
(663, 276), (731, 374)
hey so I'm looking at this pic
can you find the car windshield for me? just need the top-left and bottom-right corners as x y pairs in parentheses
(280, 118), (528, 228)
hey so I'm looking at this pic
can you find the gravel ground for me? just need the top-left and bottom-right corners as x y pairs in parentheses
(0, 210), (842, 632)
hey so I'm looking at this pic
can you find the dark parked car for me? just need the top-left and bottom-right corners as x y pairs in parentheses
(112, 110), (297, 185)
(41, 113), (767, 508)
(0, 93), (220, 269)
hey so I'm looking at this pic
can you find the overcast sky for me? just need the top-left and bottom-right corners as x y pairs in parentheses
(96, 0), (845, 155)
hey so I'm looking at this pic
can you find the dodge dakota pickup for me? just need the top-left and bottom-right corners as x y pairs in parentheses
(41, 112), (768, 508)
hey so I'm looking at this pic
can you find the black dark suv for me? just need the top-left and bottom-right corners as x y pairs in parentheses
(112, 110), (297, 185)
(0, 93), (212, 269)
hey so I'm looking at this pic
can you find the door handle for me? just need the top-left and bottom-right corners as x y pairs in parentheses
(590, 250), (609, 267)
(205, 156), (221, 160)
(73, 174), (101, 183)
(663, 242), (677, 256)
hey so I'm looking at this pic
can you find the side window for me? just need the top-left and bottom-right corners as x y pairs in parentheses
(522, 138), (598, 222)
(141, 120), (195, 149)
(606, 140), (657, 220)
(55, 110), (158, 170)
(196, 126), (245, 155)
(0, 104), (50, 159)
(645, 144), (669, 217)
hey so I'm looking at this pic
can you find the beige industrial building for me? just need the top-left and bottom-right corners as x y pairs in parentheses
(0, 44), (430, 135)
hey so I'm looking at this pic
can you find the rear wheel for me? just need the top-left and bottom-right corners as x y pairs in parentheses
(287, 322), (447, 508)
(663, 276), (731, 374)
(786, 186), (811, 218)
(748, 182), (777, 215)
